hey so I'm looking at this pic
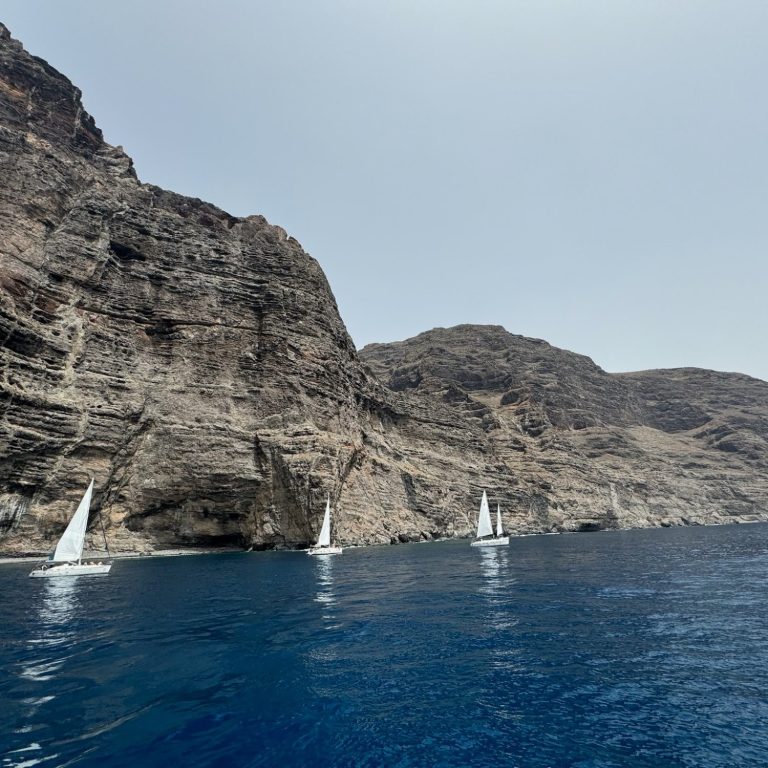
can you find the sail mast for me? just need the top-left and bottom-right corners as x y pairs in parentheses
(98, 506), (111, 559)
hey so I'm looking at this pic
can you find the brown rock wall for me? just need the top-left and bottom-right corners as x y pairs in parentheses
(1, 24), (766, 555)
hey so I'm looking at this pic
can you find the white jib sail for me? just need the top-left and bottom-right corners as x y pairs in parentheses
(316, 497), (331, 548)
(476, 491), (493, 539)
(52, 479), (94, 563)
(496, 504), (503, 537)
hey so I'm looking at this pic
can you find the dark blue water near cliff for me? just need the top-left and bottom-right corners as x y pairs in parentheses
(2, 524), (768, 767)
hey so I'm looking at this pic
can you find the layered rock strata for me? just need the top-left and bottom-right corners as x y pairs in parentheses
(361, 326), (768, 536)
(1, 23), (766, 554)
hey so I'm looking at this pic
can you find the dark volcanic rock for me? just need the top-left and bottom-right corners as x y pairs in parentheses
(1, 25), (767, 554)
(0, 23), (370, 553)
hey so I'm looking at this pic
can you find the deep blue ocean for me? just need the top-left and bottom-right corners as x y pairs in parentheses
(2, 524), (768, 767)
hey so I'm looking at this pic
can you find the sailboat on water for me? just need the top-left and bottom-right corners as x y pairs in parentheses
(307, 497), (342, 556)
(470, 491), (510, 547)
(29, 480), (112, 578)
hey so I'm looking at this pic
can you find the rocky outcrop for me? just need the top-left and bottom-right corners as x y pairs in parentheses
(361, 325), (768, 534)
(0, 22), (370, 553)
(1, 24), (766, 555)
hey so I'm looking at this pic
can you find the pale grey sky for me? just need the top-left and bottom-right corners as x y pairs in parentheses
(4, 1), (767, 380)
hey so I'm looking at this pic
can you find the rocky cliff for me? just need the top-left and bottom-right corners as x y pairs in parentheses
(361, 326), (768, 534)
(0, 22), (371, 554)
(1, 24), (766, 555)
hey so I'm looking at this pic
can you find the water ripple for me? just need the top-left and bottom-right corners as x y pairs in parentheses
(2, 526), (768, 766)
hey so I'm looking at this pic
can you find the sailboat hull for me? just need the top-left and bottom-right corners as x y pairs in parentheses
(307, 546), (343, 556)
(471, 536), (510, 547)
(29, 562), (112, 578)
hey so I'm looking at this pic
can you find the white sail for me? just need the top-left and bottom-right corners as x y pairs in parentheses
(475, 491), (493, 539)
(52, 480), (94, 563)
(316, 497), (331, 548)
(496, 504), (503, 538)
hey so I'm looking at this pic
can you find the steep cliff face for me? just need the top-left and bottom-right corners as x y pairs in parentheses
(1, 25), (766, 555)
(0, 23), (371, 553)
(361, 326), (768, 534)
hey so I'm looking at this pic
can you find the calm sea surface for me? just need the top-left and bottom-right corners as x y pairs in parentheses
(2, 524), (768, 767)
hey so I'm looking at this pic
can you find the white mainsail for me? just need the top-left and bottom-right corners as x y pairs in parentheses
(475, 491), (493, 539)
(496, 504), (503, 538)
(52, 480), (94, 563)
(316, 497), (331, 548)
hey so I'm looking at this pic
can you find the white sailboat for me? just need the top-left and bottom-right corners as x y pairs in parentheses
(470, 491), (509, 547)
(29, 480), (112, 578)
(307, 496), (342, 556)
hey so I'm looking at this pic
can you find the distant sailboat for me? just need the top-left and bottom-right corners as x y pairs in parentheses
(307, 497), (342, 556)
(470, 491), (509, 547)
(29, 480), (112, 578)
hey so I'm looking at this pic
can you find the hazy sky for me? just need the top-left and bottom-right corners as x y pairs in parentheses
(4, 1), (767, 380)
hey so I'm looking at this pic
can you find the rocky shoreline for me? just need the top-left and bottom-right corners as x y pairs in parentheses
(0, 548), (243, 564)
(3, 515), (767, 562)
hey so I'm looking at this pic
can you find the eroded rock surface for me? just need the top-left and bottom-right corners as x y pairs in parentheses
(1, 24), (766, 554)
(0, 23), (369, 553)
(361, 325), (768, 536)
